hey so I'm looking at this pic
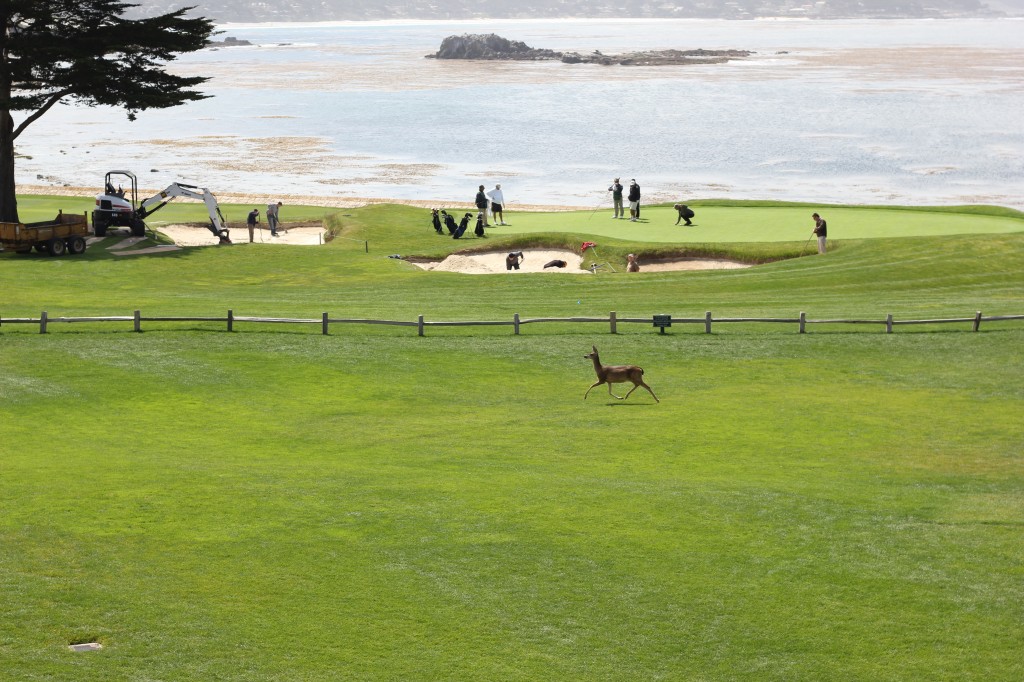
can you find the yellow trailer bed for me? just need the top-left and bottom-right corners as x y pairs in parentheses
(0, 212), (91, 256)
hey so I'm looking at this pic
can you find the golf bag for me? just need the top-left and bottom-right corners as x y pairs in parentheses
(474, 212), (486, 237)
(453, 213), (472, 239)
(442, 211), (458, 235)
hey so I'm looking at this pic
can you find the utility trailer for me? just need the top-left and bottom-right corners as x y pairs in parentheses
(0, 212), (91, 256)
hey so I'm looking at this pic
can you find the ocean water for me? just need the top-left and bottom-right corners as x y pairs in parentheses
(19, 18), (1024, 208)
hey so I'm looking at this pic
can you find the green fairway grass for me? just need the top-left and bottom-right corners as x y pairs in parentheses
(2, 197), (1022, 680)
(501, 202), (1024, 242)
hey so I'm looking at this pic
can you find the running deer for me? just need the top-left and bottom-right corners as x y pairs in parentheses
(583, 346), (659, 403)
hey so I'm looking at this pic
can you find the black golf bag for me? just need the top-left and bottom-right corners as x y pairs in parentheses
(442, 211), (458, 235)
(453, 213), (472, 239)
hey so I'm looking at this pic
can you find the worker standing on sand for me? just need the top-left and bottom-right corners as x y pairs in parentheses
(506, 251), (525, 271)
(267, 201), (282, 237)
(812, 212), (828, 254)
(246, 208), (260, 243)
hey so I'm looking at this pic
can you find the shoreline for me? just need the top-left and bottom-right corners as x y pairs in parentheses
(18, 185), (1022, 213)
(15, 184), (593, 213)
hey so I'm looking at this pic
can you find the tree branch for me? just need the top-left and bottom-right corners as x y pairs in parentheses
(12, 88), (75, 140)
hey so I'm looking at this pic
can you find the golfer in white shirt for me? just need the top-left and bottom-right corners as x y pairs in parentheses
(486, 184), (507, 225)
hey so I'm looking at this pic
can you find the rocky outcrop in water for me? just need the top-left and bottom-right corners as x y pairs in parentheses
(561, 48), (751, 65)
(429, 33), (561, 60)
(208, 36), (253, 47)
(428, 34), (752, 65)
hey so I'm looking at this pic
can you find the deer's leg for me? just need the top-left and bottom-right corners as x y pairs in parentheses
(640, 381), (660, 403)
(624, 380), (659, 403)
(607, 383), (624, 399)
(584, 381), (603, 400)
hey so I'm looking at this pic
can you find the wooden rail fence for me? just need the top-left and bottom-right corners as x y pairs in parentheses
(2, 310), (1022, 335)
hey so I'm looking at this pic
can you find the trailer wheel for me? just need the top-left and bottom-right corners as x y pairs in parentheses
(35, 242), (49, 253)
(48, 237), (67, 256)
(130, 218), (146, 237)
(67, 236), (87, 255)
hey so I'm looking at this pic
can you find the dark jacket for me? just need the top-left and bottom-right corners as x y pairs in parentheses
(628, 184), (641, 202)
(475, 191), (488, 209)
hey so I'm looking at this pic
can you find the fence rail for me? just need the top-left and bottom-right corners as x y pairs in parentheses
(2, 310), (1022, 336)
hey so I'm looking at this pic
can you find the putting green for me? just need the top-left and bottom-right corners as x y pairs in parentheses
(498, 205), (1024, 243)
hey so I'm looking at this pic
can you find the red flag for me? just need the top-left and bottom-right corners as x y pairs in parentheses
(581, 241), (596, 252)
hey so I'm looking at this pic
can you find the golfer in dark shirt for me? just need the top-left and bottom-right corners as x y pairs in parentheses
(628, 180), (641, 221)
(475, 185), (490, 226)
(609, 178), (624, 219)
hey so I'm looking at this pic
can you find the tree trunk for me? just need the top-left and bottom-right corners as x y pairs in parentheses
(0, 111), (18, 224)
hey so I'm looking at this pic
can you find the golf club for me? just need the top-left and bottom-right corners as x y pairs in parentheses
(587, 191), (610, 220)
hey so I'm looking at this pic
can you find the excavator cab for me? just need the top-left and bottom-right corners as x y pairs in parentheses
(94, 170), (144, 237)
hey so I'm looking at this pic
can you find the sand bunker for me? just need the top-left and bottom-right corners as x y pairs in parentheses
(156, 222), (326, 246)
(413, 249), (586, 274)
(411, 250), (753, 274)
(639, 258), (751, 272)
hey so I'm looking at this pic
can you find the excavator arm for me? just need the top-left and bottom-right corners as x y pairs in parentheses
(138, 182), (230, 242)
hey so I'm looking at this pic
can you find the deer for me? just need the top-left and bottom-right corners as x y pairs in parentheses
(583, 346), (659, 403)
